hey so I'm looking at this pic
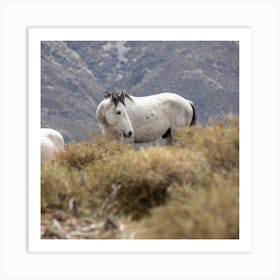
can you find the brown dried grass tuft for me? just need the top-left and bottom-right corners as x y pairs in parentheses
(41, 115), (239, 238)
(55, 137), (132, 170)
(135, 172), (239, 239)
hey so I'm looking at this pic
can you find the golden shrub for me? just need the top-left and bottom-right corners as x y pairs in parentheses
(41, 115), (240, 238)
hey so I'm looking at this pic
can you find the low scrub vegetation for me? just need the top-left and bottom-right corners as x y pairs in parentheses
(41, 116), (239, 239)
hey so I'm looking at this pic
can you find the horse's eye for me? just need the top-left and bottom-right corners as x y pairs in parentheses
(116, 110), (121, 115)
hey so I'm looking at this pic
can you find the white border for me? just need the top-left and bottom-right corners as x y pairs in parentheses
(1, 0), (279, 279)
(28, 27), (252, 253)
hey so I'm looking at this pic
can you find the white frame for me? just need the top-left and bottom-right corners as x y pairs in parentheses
(1, 1), (279, 279)
(28, 27), (252, 253)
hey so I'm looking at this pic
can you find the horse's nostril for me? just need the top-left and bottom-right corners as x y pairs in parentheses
(123, 130), (133, 138)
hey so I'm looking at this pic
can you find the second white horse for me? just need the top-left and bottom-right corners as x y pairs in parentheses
(41, 128), (64, 161)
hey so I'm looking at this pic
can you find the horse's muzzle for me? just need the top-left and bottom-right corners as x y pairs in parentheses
(123, 130), (134, 138)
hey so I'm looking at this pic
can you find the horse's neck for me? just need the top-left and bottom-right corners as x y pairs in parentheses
(126, 97), (146, 119)
(127, 95), (156, 107)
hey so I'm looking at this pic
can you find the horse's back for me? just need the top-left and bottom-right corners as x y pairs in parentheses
(138, 93), (194, 127)
(41, 128), (64, 161)
(133, 93), (192, 107)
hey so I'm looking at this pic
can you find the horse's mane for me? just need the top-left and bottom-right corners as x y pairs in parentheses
(103, 90), (133, 106)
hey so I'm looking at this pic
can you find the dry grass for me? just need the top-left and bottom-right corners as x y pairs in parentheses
(136, 173), (239, 239)
(55, 137), (131, 169)
(41, 115), (239, 239)
(175, 115), (239, 171)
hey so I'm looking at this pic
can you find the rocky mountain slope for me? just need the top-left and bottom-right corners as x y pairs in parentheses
(41, 41), (239, 142)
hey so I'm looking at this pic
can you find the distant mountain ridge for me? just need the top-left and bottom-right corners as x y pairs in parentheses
(41, 41), (239, 142)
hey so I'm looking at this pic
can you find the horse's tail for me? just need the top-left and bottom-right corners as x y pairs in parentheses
(189, 102), (196, 126)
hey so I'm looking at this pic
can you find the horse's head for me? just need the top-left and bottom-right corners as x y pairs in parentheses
(96, 92), (134, 142)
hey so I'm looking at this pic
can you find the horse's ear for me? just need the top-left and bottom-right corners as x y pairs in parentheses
(110, 92), (115, 103)
(110, 92), (120, 107)
(119, 90), (126, 105)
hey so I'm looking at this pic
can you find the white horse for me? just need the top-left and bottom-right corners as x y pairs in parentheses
(41, 128), (64, 161)
(96, 91), (196, 145)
